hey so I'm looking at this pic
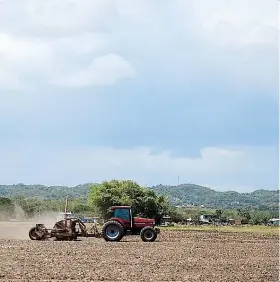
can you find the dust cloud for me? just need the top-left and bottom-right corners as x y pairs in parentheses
(0, 208), (61, 240)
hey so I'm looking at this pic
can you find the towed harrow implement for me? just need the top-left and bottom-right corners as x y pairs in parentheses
(29, 217), (101, 241)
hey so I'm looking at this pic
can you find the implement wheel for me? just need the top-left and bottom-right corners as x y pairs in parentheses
(29, 227), (43, 240)
(102, 221), (124, 242)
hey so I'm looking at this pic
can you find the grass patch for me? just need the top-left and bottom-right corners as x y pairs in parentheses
(160, 225), (280, 236)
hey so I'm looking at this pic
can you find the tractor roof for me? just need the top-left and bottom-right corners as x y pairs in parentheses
(110, 205), (131, 209)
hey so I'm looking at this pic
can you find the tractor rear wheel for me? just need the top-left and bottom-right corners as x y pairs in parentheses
(140, 226), (157, 242)
(102, 221), (124, 242)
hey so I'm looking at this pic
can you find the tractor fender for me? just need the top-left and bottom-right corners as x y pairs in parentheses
(108, 217), (126, 227)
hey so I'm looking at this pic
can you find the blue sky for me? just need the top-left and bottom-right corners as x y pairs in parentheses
(0, 0), (278, 192)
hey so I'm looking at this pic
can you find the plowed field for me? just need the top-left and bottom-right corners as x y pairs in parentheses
(0, 224), (278, 282)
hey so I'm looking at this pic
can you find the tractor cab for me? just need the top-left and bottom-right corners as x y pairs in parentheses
(109, 206), (155, 230)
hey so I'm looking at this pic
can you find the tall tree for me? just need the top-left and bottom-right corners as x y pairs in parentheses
(88, 180), (168, 219)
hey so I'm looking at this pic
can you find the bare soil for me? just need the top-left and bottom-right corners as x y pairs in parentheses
(0, 223), (278, 281)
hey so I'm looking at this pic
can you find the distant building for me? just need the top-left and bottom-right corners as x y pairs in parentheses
(199, 214), (218, 224)
(228, 219), (241, 225)
(267, 218), (279, 226)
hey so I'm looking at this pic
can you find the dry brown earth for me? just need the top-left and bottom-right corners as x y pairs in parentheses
(0, 222), (278, 281)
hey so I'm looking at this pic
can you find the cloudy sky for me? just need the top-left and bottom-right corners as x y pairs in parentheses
(0, 0), (278, 192)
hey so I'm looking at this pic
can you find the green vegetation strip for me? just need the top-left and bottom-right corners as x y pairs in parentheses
(161, 225), (280, 236)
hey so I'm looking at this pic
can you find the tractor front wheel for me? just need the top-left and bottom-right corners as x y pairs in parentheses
(102, 221), (124, 242)
(140, 226), (157, 242)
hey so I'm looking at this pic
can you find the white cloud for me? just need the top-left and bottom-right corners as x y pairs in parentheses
(172, 0), (278, 47)
(0, 33), (53, 90)
(0, 0), (139, 90)
(0, 0), (277, 91)
(0, 0), (117, 35)
(166, 0), (278, 96)
(52, 53), (135, 87)
(0, 31), (134, 90)
(0, 143), (276, 192)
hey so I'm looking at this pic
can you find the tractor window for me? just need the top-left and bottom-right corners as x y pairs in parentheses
(114, 208), (130, 220)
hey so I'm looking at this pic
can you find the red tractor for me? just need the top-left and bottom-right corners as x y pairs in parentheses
(101, 206), (160, 242)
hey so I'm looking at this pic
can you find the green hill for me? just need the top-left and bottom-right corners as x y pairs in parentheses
(0, 183), (90, 199)
(150, 184), (279, 210)
(0, 183), (278, 210)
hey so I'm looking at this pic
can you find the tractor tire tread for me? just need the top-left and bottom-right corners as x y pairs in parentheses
(101, 220), (124, 242)
(140, 226), (157, 242)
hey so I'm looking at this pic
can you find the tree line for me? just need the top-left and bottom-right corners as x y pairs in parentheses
(0, 180), (278, 225)
(0, 182), (278, 210)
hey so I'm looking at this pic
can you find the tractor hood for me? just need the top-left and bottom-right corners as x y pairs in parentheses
(133, 217), (155, 226)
